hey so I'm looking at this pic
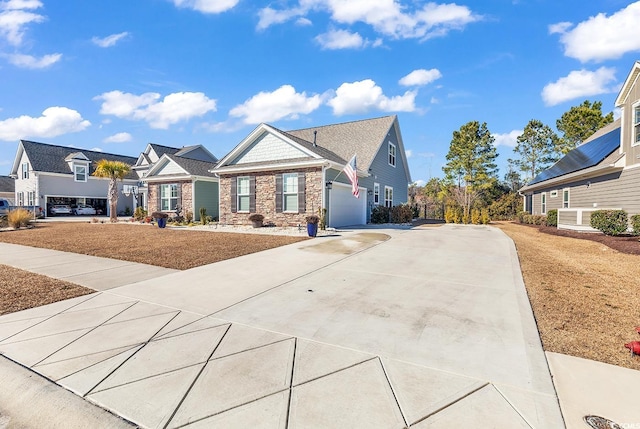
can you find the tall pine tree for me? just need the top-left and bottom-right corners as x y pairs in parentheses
(556, 100), (614, 154)
(510, 119), (559, 182)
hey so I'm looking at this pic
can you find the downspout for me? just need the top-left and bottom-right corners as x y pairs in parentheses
(322, 162), (328, 228)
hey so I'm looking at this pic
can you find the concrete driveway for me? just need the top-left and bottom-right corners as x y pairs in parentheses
(0, 225), (564, 428)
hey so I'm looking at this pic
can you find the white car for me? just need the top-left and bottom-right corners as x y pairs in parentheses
(72, 204), (96, 215)
(50, 204), (72, 215)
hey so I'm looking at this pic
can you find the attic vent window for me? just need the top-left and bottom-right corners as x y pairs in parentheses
(74, 165), (87, 182)
(388, 142), (396, 167)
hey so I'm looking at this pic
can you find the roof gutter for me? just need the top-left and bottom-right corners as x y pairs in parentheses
(519, 162), (624, 192)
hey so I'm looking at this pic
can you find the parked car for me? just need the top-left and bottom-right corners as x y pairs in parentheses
(50, 204), (72, 215)
(72, 204), (96, 215)
(0, 198), (9, 216)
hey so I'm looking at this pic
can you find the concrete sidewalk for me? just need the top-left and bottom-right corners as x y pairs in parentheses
(0, 225), (636, 428)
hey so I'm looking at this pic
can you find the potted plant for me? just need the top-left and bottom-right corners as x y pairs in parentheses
(151, 211), (169, 228)
(248, 213), (264, 228)
(306, 215), (319, 237)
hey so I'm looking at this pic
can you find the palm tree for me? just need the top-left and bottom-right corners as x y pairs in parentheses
(92, 160), (131, 222)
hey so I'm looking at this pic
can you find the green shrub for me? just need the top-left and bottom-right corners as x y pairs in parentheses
(134, 206), (147, 221)
(185, 211), (194, 223)
(631, 214), (640, 235)
(471, 209), (481, 225)
(546, 209), (558, 227)
(7, 208), (32, 228)
(590, 210), (628, 236)
(390, 204), (413, 223)
(199, 207), (207, 224)
(481, 208), (490, 224)
(516, 211), (527, 223)
(371, 206), (390, 223)
(444, 206), (454, 223)
(522, 214), (546, 225)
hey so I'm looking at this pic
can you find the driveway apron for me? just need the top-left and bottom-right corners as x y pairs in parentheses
(0, 225), (564, 428)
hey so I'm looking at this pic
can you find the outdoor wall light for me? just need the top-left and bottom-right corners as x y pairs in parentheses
(325, 181), (332, 189)
(367, 189), (373, 195)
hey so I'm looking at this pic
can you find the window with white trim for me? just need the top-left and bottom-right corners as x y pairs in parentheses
(541, 192), (546, 214)
(634, 104), (640, 145)
(74, 165), (87, 182)
(17, 192), (24, 206)
(22, 162), (29, 179)
(550, 190), (558, 198)
(282, 173), (298, 212)
(388, 142), (396, 167)
(27, 191), (35, 206)
(373, 183), (380, 205)
(160, 184), (179, 211)
(384, 186), (393, 208)
(563, 188), (570, 208)
(237, 177), (250, 212)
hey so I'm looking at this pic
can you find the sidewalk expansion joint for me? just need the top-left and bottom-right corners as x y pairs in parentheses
(409, 381), (490, 427)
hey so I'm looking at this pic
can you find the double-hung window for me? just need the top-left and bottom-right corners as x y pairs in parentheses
(541, 193), (547, 214)
(388, 143), (396, 167)
(22, 163), (29, 179)
(74, 165), (87, 182)
(160, 184), (179, 211)
(237, 177), (250, 212)
(634, 104), (640, 145)
(384, 186), (393, 208)
(17, 192), (24, 206)
(27, 191), (35, 206)
(282, 173), (298, 212)
(563, 188), (570, 208)
(373, 183), (380, 205)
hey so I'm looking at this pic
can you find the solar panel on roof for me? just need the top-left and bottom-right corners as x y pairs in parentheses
(527, 127), (620, 185)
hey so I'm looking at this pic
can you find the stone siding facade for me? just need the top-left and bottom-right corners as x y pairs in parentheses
(148, 180), (193, 216)
(220, 167), (323, 226)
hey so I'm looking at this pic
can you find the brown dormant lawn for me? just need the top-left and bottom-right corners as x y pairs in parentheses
(496, 222), (640, 371)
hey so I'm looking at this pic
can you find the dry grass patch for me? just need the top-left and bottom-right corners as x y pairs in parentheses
(0, 264), (93, 315)
(496, 222), (640, 370)
(0, 222), (308, 270)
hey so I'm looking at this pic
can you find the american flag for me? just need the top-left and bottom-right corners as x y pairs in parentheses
(343, 154), (359, 198)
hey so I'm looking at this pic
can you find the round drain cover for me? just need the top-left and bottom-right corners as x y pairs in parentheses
(584, 415), (622, 429)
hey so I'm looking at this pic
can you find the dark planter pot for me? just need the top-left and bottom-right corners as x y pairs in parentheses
(307, 222), (318, 237)
(157, 218), (167, 228)
(251, 220), (263, 228)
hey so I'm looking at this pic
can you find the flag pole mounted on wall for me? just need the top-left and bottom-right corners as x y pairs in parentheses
(330, 154), (360, 198)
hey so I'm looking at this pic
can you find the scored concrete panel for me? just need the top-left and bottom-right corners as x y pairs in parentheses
(293, 338), (375, 386)
(96, 325), (228, 391)
(34, 345), (141, 381)
(168, 339), (296, 428)
(0, 293), (98, 324)
(65, 264), (178, 291)
(45, 312), (177, 363)
(211, 323), (292, 359)
(55, 345), (143, 396)
(154, 314), (229, 339)
(0, 315), (50, 342)
(0, 328), (93, 367)
(4, 302), (136, 343)
(493, 383), (565, 429)
(288, 358), (406, 429)
(183, 391), (289, 429)
(103, 301), (178, 325)
(68, 293), (137, 312)
(412, 384), (530, 429)
(88, 363), (203, 429)
(381, 357), (487, 426)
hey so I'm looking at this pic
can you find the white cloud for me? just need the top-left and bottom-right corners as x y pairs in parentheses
(0, 0), (44, 46)
(405, 149), (413, 158)
(430, 96), (439, 104)
(548, 21), (572, 34)
(95, 90), (217, 129)
(541, 67), (617, 106)
(0, 106), (90, 141)
(171, 0), (239, 14)
(413, 179), (426, 186)
(556, 2), (640, 62)
(257, 1), (480, 41)
(89, 147), (103, 152)
(493, 130), (522, 148)
(229, 85), (322, 124)
(103, 132), (132, 143)
(92, 32), (129, 48)
(327, 79), (416, 115)
(5, 52), (61, 68)
(399, 68), (442, 86)
(315, 29), (365, 49)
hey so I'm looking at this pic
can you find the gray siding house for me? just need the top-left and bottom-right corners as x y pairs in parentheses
(520, 61), (640, 231)
(10, 140), (138, 217)
(212, 115), (411, 228)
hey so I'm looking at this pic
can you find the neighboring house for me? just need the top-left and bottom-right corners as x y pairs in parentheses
(9, 140), (139, 217)
(0, 175), (15, 204)
(143, 145), (219, 221)
(212, 115), (411, 227)
(131, 143), (183, 209)
(520, 61), (640, 231)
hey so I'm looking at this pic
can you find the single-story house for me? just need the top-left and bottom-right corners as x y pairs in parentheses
(520, 61), (640, 231)
(212, 115), (411, 227)
(0, 175), (15, 204)
(143, 145), (219, 221)
(9, 140), (139, 217)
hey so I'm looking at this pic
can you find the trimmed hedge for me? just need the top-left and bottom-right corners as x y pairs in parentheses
(590, 209), (628, 236)
(630, 214), (640, 235)
(521, 214), (547, 225)
(370, 204), (413, 224)
(546, 209), (558, 227)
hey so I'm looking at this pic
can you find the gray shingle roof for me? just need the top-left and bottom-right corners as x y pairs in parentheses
(21, 140), (138, 180)
(285, 115), (396, 170)
(149, 143), (181, 158)
(0, 175), (14, 193)
(164, 154), (218, 177)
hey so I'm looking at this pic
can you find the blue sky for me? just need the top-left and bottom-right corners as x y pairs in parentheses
(1, 0), (639, 185)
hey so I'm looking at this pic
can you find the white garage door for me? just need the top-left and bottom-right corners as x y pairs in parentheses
(328, 182), (367, 227)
